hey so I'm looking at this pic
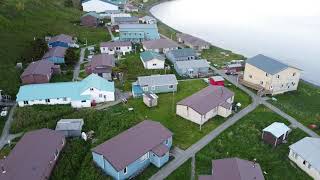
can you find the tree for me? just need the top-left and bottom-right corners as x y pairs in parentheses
(22, 38), (48, 63)
(65, 48), (78, 66)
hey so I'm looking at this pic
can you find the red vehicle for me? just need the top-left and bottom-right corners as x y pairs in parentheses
(209, 76), (225, 86)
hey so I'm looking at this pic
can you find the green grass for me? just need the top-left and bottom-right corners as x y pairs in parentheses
(0, 116), (5, 135)
(51, 70), (74, 82)
(195, 105), (311, 180)
(269, 81), (320, 135)
(166, 158), (191, 180)
(0, 0), (110, 96)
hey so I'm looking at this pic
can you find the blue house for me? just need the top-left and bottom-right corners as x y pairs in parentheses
(165, 48), (197, 63)
(42, 47), (67, 64)
(48, 34), (74, 48)
(119, 24), (160, 42)
(92, 120), (173, 180)
(132, 74), (178, 97)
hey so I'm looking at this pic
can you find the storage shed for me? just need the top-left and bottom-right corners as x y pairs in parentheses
(262, 122), (291, 147)
(55, 119), (84, 137)
(209, 76), (224, 86)
(143, 93), (158, 107)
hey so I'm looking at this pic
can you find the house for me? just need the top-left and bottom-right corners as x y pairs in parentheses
(16, 74), (115, 108)
(142, 38), (178, 53)
(224, 63), (244, 75)
(100, 41), (132, 55)
(174, 59), (210, 77)
(82, 0), (127, 12)
(262, 122), (291, 147)
(289, 137), (320, 180)
(176, 33), (210, 51)
(110, 13), (131, 24)
(85, 54), (115, 80)
(112, 16), (139, 26)
(242, 54), (301, 95)
(140, 15), (157, 24)
(132, 74), (178, 97)
(143, 93), (158, 107)
(42, 46), (67, 64)
(140, 51), (165, 69)
(176, 86), (234, 127)
(124, 3), (139, 12)
(198, 158), (265, 180)
(99, 10), (122, 18)
(92, 120), (173, 180)
(165, 48), (197, 63)
(0, 129), (65, 180)
(209, 76), (224, 86)
(20, 60), (61, 84)
(80, 12), (101, 27)
(55, 119), (84, 137)
(119, 24), (160, 42)
(48, 34), (74, 48)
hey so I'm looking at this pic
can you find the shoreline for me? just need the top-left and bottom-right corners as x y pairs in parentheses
(146, 0), (320, 88)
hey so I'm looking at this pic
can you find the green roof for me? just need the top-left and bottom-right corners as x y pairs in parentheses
(140, 51), (165, 62)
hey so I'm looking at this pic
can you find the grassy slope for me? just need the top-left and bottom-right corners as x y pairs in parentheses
(0, 0), (110, 96)
(195, 105), (311, 180)
(166, 158), (191, 180)
(269, 81), (320, 135)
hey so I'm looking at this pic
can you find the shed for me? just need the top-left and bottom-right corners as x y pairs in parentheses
(143, 93), (158, 107)
(209, 76), (224, 86)
(262, 122), (291, 147)
(55, 119), (84, 137)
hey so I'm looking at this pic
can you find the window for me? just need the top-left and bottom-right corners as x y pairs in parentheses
(99, 94), (102, 98)
(63, 97), (67, 101)
(303, 160), (307, 165)
(277, 75), (280, 78)
(153, 63), (157, 66)
(23, 101), (29, 105)
(169, 85), (174, 89)
(292, 82), (295, 86)
(142, 87), (148, 91)
(90, 88), (94, 91)
(265, 73), (268, 77)
(45, 99), (50, 103)
(249, 75), (253, 79)
(124, 167), (127, 174)
(81, 100), (86, 103)
(260, 81), (263, 85)
(293, 72), (296, 76)
(165, 139), (169, 145)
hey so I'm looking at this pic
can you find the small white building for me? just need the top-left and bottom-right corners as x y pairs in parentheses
(289, 137), (320, 180)
(140, 51), (165, 69)
(143, 93), (158, 107)
(82, 0), (121, 13)
(100, 41), (132, 55)
(140, 16), (157, 24)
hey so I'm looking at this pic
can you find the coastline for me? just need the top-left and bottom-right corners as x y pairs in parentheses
(146, 0), (320, 88)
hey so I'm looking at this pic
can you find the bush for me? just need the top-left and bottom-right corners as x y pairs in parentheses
(65, 48), (79, 66)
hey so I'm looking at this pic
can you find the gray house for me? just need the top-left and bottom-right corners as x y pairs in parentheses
(55, 119), (84, 137)
(174, 59), (210, 77)
(165, 48), (197, 63)
(132, 74), (178, 97)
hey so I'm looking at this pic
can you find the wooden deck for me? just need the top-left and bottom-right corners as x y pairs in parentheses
(238, 76), (272, 96)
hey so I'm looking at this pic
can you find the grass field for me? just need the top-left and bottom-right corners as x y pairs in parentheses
(269, 81), (320, 135)
(195, 105), (311, 180)
(0, 0), (110, 97)
(166, 158), (191, 180)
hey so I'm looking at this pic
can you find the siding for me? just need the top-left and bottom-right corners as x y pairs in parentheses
(289, 150), (320, 179)
(142, 84), (177, 94)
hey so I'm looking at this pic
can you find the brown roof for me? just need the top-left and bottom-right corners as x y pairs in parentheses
(100, 41), (131, 48)
(0, 129), (65, 180)
(142, 38), (178, 50)
(198, 158), (264, 180)
(151, 144), (169, 157)
(177, 33), (210, 47)
(42, 47), (67, 59)
(88, 54), (115, 69)
(177, 86), (234, 115)
(92, 120), (172, 171)
(48, 34), (73, 44)
(21, 60), (54, 78)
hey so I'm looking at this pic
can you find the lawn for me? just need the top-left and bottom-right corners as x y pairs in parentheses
(166, 158), (191, 180)
(269, 81), (320, 135)
(195, 105), (311, 180)
(51, 70), (74, 82)
(0, 0), (110, 97)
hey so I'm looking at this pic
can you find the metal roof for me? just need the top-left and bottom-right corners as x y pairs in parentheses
(89, 54), (115, 69)
(114, 16), (139, 23)
(263, 122), (291, 138)
(42, 47), (67, 59)
(48, 34), (73, 44)
(289, 137), (320, 171)
(174, 59), (209, 69)
(140, 51), (165, 62)
(137, 74), (178, 87)
(92, 120), (172, 171)
(21, 60), (54, 77)
(166, 48), (197, 58)
(142, 38), (178, 49)
(56, 119), (84, 131)
(119, 23), (158, 29)
(177, 33), (210, 46)
(210, 76), (224, 82)
(151, 143), (169, 157)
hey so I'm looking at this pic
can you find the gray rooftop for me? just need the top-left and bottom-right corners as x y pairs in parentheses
(177, 86), (234, 115)
(174, 59), (209, 69)
(142, 38), (178, 50)
(166, 48), (197, 58)
(289, 137), (320, 171)
(140, 15), (156, 21)
(263, 122), (291, 138)
(137, 74), (178, 87)
(55, 119), (84, 131)
(114, 16), (139, 23)
(246, 54), (299, 75)
(100, 41), (131, 48)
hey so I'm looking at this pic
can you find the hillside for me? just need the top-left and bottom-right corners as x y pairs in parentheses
(0, 0), (110, 96)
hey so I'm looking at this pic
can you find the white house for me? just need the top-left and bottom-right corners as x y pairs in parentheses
(140, 51), (165, 69)
(16, 74), (115, 108)
(289, 137), (320, 180)
(82, 0), (121, 13)
(100, 41), (132, 55)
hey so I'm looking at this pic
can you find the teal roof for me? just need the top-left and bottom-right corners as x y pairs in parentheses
(140, 51), (165, 62)
(16, 74), (115, 101)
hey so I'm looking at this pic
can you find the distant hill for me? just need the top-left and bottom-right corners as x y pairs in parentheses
(0, 0), (110, 96)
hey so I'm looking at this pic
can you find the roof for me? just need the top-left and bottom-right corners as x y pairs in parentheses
(289, 137), (320, 171)
(100, 41), (131, 48)
(174, 59), (210, 69)
(137, 74), (178, 87)
(246, 54), (299, 75)
(21, 60), (54, 77)
(143, 92), (158, 100)
(177, 33), (210, 46)
(16, 74), (115, 101)
(114, 16), (139, 23)
(151, 144), (169, 157)
(89, 54), (115, 69)
(142, 38), (178, 50)
(81, 12), (101, 19)
(140, 51), (165, 62)
(48, 34), (73, 44)
(42, 46), (67, 59)
(92, 120), (173, 171)
(82, 0), (127, 5)
(119, 23), (158, 30)
(56, 119), (84, 131)
(177, 86), (234, 115)
(263, 122), (291, 138)
(140, 15), (156, 21)
(0, 129), (65, 180)
(210, 76), (224, 82)
(167, 48), (197, 58)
